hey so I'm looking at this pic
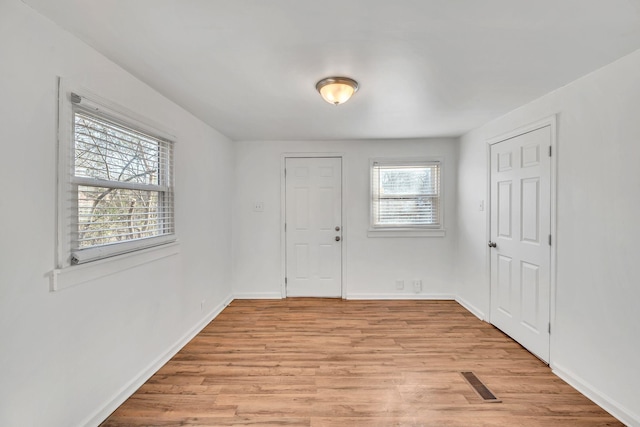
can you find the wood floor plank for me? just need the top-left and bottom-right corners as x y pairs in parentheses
(100, 299), (622, 426)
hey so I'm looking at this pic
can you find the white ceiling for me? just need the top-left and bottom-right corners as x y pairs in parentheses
(23, 0), (640, 141)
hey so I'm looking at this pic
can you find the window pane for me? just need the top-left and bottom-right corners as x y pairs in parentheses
(74, 112), (161, 186)
(76, 186), (173, 249)
(379, 167), (436, 195)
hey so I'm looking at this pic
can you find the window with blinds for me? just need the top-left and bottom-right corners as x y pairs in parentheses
(66, 96), (175, 264)
(371, 161), (441, 228)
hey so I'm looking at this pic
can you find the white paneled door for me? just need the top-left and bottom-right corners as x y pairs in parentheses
(490, 125), (551, 362)
(285, 157), (342, 297)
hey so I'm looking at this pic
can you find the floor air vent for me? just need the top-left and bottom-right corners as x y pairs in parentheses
(460, 371), (501, 403)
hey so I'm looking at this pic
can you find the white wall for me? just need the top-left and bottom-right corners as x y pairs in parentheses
(4, 0), (637, 425)
(232, 138), (458, 299)
(0, 1), (234, 426)
(457, 49), (640, 425)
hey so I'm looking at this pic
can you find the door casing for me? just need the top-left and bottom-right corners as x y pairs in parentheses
(280, 153), (346, 298)
(486, 115), (558, 363)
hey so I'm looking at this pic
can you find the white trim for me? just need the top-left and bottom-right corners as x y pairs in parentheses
(71, 235), (177, 265)
(233, 292), (283, 299)
(486, 115), (556, 146)
(57, 77), (74, 268)
(57, 77), (178, 269)
(552, 363), (640, 427)
(280, 153), (347, 299)
(549, 116), (559, 364)
(369, 157), (445, 235)
(485, 114), (558, 362)
(345, 293), (455, 300)
(50, 242), (180, 292)
(484, 140), (492, 322)
(280, 155), (286, 299)
(81, 294), (233, 427)
(455, 296), (486, 321)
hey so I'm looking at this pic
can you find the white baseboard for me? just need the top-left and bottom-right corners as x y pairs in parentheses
(234, 292), (283, 299)
(552, 362), (639, 427)
(346, 293), (455, 300)
(455, 296), (485, 321)
(81, 293), (234, 427)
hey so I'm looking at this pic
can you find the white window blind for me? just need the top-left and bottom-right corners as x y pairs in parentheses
(67, 95), (175, 264)
(371, 161), (441, 228)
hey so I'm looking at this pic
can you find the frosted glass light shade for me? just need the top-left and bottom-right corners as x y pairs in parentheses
(316, 77), (359, 105)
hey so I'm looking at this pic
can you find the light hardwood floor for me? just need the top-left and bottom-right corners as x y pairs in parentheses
(101, 299), (622, 426)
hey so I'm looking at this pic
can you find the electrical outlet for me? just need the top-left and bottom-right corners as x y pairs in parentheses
(396, 280), (404, 290)
(253, 201), (264, 212)
(413, 280), (422, 293)
(479, 200), (485, 211)
(200, 299), (205, 311)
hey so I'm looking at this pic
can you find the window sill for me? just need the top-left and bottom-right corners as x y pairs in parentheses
(50, 241), (180, 292)
(367, 228), (446, 238)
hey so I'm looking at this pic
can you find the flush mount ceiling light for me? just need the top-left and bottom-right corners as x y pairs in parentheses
(316, 77), (359, 105)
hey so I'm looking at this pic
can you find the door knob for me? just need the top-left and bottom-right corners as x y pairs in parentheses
(335, 226), (341, 231)
(488, 241), (497, 248)
(335, 236), (341, 241)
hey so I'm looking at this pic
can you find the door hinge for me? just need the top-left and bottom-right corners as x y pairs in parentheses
(548, 234), (552, 246)
(548, 323), (551, 334)
(549, 146), (552, 157)
(284, 223), (287, 232)
(285, 277), (288, 285)
(284, 168), (287, 177)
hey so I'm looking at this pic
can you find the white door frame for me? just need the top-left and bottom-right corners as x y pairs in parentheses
(280, 153), (347, 299)
(486, 115), (558, 362)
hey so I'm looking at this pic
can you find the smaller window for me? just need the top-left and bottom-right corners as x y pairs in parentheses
(371, 160), (442, 230)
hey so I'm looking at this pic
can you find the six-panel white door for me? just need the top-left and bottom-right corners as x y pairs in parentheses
(490, 126), (551, 362)
(285, 157), (342, 297)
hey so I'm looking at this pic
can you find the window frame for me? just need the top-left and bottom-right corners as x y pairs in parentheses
(56, 80), (177, 269)
(368, 158), (445, 238)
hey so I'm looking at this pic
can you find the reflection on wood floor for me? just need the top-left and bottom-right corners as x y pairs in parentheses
(101, 299), (622, 426)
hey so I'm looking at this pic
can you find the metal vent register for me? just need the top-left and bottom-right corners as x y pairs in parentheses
(461, 372), (501, 403)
